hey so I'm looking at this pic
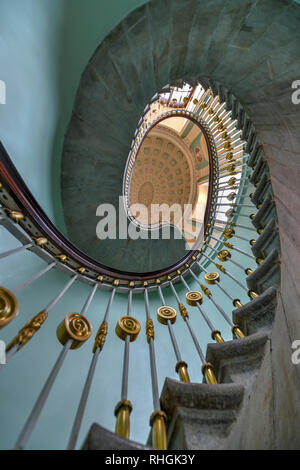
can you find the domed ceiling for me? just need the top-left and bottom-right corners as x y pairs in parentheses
(129, 126), (197, 228)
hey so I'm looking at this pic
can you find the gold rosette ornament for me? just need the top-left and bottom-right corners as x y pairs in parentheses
(227, 192), (236, 201)
(7, 310), (48, 351)
(226, 208), (234, 218)
(185, 291), (203, 306)
(0, 286), (19, 330)
(57, 313), (92, 350)
(227, 176), (237, 187)
(157, 306), (177, 325)
(115, 316), (141, 342)
(204, 272), (220, 285)
(223, 227), (235, 239)
(217, 249), (231, 262)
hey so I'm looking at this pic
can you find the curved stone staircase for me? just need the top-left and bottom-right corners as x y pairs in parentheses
(82, 85), (285, 449)
(1, 0), (298, 450)
(63, 0), (300, 450)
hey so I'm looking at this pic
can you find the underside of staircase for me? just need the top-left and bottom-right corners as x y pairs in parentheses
(66, 0), (300, 451)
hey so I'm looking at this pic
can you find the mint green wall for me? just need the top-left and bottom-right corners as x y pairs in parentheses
(50, 0), (150, 234)
(0, 0), (257, 450)
(0, 0), (150, 232)
(0, 0), (65, 221)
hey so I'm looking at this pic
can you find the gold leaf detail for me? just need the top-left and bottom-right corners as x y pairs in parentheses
(93, 320), (108, 352)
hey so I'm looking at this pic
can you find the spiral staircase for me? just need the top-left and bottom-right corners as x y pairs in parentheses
(0, 0), (300, 451)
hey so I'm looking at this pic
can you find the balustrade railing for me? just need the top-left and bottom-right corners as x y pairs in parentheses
(0, 83), (279, 450)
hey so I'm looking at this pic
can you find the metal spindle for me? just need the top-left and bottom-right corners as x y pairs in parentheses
(189, 269), (234, 327)
(12, 262), (56, 295)
(144, 287), (167, 450)
(179, 276), (218, 337)
(169, 281), (218, 384)
(213, 219), (257, 232)
(114, 288), (140, 439)
(206, 242), (247, 271)
(213, 226), (255, 243)
(4, 274), (78, 363)
(157, 285), (190, 382)
(67, 288), (116, 450)
(14, 285), (95, 449)
(0, 243), (33, 259)
(210, 235), (255, 259)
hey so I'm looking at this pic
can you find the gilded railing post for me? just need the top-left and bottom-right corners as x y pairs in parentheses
(188, 268), (246, 340)
(144, 286), (167, 450)
(67, 287), (116, 450)
(180, 276), (224, 344)
(14, 283), (96, 449)
(114, 289), (140, 439)
(170, 281), (218, 384)
(157, 285), (190, 383)
(3, 274), (78, 362)
(0, 261), (57, 331)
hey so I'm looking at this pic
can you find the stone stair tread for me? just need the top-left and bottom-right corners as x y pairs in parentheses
(246, 248), (280, 293)
(82, 423), (151, 450)
(166, 406), (240, 450)
(252, 194), (276, 229)
(206, 331), (269, 388)
(251, 218), (280, 258)
(159, 379), (244, 451)
(160, 378), (244, 416)
(233, 286), (277, 335)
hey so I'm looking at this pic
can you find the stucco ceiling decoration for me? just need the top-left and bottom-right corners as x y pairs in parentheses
(129, 123), (198, 228)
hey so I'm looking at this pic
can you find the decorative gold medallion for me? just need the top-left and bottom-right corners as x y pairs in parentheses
(200, 284), (212, 298)
(204, 272), (220, 284)
(115, 316), (141, 341)
(217, 249), (231, 262)
(223, 241), (233, 249)
(93, 320), (108, 352)
(179, 303), (189, 320)
(7, 310), (48, 351)
(77, 267), (86, 274)
(227, 192), (236, 201)
(226, 152), (234, 161)
(215, 263), (226, 273)
(146, 318), (154, 343)
(0, 286), (19, 330)
(6, 209), (24, 222)
(57, 313), (92, 349)
(56, 253), (67, 263)
(157, 306), (177, 325)
(223, 227), (235, 239)
(227, 176), (237, 186)
(227, 164), (235, 174)
(34, 237), (48, 247)
(226, 208), (234, 218)
(185, 291), (203, 306)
